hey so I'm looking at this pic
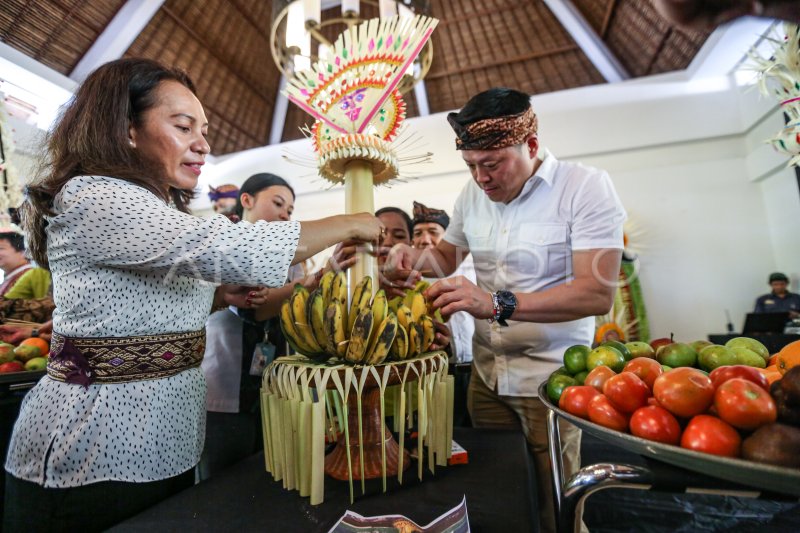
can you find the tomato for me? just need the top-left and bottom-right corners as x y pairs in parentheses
(681, 415), (741, 457)
(629, 405), (682, 445)
(709, 365), (769, 392)
(623, 358), (664, 390)
(653, 367), (714, 418)
(603, 372), (651, 413)
(559, 385), (600, 419)
(584, 365), (616, 393)
(587, 394), (630, 432)
(714, 378), (777, 430)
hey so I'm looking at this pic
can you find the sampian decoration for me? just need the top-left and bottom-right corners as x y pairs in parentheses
(751, 22), (800, 166)
(261, 352), (453, 505)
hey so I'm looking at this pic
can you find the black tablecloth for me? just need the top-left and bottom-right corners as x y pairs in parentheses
(112, 428), (536, 533)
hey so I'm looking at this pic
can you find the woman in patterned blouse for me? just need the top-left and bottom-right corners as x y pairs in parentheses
(3, 58), (382, 532)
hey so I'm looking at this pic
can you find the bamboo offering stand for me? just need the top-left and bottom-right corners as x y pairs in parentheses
(261, 14), (448, 505)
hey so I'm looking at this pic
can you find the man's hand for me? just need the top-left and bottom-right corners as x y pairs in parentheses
(429, 320), (451, 351)
(383, 243), (422, 285)
(425, 276), (494, 320)
(0, 325), (32, 345)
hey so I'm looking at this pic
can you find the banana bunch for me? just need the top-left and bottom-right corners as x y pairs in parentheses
(279, 273), (436, 365)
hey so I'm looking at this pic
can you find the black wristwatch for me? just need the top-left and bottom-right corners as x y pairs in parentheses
(490, 290), (517, 327)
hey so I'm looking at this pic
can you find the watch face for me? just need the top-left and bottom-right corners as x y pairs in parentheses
(497, 290), (516, 307)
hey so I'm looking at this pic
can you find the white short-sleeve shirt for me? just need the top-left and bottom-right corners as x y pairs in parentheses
(5, 176), (301, 487)
(445, 149), (626, 396)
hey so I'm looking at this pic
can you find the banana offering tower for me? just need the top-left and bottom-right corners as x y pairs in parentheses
(261, 14), (454, 505)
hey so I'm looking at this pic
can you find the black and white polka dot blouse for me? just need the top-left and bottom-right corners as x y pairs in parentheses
(5, 176), (300, 487)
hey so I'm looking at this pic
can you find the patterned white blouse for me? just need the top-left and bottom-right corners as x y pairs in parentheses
(5, 176), (300, 487)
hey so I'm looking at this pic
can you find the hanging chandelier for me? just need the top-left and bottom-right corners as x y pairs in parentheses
(270, 0), (433, 94)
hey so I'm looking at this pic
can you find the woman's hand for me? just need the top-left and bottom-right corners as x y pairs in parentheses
(0, 325), (32, 345)
(327, 239), (359, 274)
(346, 213), (384, 243)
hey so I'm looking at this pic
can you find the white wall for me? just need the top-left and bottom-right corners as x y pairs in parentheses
(206, 72), (799, 342)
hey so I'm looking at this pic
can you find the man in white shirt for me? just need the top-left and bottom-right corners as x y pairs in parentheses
(411, 201), (476, 426)
(386, 88), (626, 533)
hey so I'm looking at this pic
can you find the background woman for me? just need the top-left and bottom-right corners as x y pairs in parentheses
(4, 58), (381, 532)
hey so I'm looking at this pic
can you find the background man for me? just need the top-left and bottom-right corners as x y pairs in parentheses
(208, 183), (240, 220)
(386, 88), (626, 533)
(412, 201), (475, 425)
(754, 272), (799, 318)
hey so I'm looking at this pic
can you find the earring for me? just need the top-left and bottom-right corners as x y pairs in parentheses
(129, 140), (135, 148)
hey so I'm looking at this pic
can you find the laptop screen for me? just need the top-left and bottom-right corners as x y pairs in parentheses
(742, 312), (789, 335)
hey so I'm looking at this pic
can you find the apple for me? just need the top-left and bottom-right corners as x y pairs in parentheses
(725, 337), (769, 364)
(650, 334), (675, 352)
(0, 361), (24, 373)
(0, 343), (15, 363)
(24, 357), (47, 371)
(625, 341), (656, 359)
(13, 345), (41, 363)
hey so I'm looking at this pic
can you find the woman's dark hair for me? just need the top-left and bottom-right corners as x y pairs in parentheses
(451, 87), (531, 126)
(0, 232), (25, 253)
(21, 58), (199, 269)
(375, 206), (413, 237)
(234, 173), (295, 219)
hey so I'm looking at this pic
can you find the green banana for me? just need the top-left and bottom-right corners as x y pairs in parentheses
(365, 312), (398, 365)
(387, 296), (403, 314)
(345, 306), (373, 364)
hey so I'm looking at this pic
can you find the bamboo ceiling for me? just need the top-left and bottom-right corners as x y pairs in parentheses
(0, 0), (710, 155)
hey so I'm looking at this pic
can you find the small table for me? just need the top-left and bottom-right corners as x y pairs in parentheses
(113, 428), (537, 533)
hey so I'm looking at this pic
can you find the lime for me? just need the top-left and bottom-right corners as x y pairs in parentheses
(551, 366), (570, 378)
(573, 371), (589, 385)
(546, 375), (577, 404)
(603, 340), (632, 361)
(563, 345), (591, 375)
(587, 345), (625, 373)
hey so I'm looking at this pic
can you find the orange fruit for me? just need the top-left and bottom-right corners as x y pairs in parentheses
(776, 340), (800, 375)
(758, 365), (783, 385)
(20, 337), (49, 355)
(768, 353), (779, 367)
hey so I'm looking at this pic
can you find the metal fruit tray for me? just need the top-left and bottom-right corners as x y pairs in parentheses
(538, 381), (800, 496)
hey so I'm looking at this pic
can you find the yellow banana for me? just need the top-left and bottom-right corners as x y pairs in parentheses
(370, 289), (388, 341)
(365, 313), (398, 365)
(319, 270), (335, 308)
(331, 271), (347, 307)
(324, 298), (347, 359)
(390, 323), (409, 360)
(307, 289), (328, 352)
(408, 322), (424, 357)
(280, 299), (322, 358)
(347, 276), (372, 333)
(409, 291), (427, 323)
(420, 314), (435, 353)
(290, 285), (323, 353)
(345, 306), (373, 364)
(396, 304), (413, 332)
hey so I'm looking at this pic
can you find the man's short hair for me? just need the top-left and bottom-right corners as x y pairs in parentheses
(376, 207), (413, 237)
(769, 272), (789, 283)
(0, 232), (25, 252)
(447, 88), (538, 150)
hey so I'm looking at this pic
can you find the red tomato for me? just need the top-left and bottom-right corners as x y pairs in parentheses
(584, 365), (616, 393)
(680, 415), (741, 457)
(647, 396), (663, 408)
(587, 394), (630, 432)
(603, 372), (651, 413)
(709, 365), (770, 392)
(623, 358), (664, 390)
(629, 405), (682, 445)
(559, 385), (600, 419)
(653, 367), (714, 418)
(713, 378), (777, 430)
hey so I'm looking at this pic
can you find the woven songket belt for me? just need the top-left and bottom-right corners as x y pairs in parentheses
(47, 330), (206, 387)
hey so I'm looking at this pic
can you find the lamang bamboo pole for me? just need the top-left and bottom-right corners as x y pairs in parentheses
(344, 159), (378, 301)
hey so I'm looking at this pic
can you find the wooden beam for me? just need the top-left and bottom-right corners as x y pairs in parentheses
(425, 45), (579, 81)
(600, 0), (617, 39)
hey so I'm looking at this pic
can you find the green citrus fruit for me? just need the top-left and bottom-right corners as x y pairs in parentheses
(603, 340), (632, 361)
(563, 345), (591, 375)
(573, 371), (589, 385)
(547, 375), (577, 404)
